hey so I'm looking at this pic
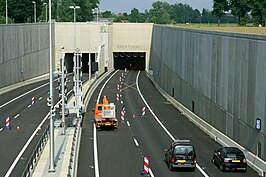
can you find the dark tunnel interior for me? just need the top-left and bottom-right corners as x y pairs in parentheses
(64, 53), (96, 73)
(113, 52), (145, 70)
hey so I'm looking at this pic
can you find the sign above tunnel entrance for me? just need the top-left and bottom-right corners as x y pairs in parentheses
(116, 44), (145, 50)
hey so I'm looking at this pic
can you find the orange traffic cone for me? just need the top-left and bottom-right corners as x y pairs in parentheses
(16, 126), (20, 131)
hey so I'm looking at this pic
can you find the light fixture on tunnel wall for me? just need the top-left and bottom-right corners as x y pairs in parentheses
(114, 52), (119, 58)
(120, 52), (125, 58)
(126, 52), (132, 57)
(140, 53), (145, 58)
(133, 53), (138, 58)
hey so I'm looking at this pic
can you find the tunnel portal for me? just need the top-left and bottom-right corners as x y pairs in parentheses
(113, 52), (145, 70)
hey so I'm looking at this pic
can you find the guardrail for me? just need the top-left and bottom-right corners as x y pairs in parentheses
(148, 74), (266, 177)
(67, 70), (114, 177)
(21, 124), (50, 177)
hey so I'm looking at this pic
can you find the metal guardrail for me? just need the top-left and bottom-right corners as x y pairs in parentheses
(21, 124), (50, 177)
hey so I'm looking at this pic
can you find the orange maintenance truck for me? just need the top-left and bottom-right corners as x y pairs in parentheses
(94, 96), (118, 129)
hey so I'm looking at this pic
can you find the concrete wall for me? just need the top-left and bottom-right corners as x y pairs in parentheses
(0, 23), (52, 89)
(149, 25), (266, 161)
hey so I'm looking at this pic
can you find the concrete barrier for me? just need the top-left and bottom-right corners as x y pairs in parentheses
(148, 73), (266, 176)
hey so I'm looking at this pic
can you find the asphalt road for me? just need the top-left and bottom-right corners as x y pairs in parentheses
(78, 70), (259, 177)
(0, 73), (89, 177)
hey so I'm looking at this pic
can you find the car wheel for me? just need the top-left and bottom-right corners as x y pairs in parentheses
(219, 164), (225, 171)
(168, 162), (173, 171)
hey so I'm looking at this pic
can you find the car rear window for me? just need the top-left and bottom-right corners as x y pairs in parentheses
(174, 145), (194, 156)
(227, 152), (244, 158)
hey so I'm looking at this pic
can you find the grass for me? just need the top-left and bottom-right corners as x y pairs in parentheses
(169, 23), (266, 35)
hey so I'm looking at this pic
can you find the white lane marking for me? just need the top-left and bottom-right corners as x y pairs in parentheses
(0, 83), (49, 109)
(94, 70), (119, 177)
(0, 128), (3, 132)
(27, 105), (31, 108)
(39, 97), (42, 100)
(93, 124), (100, 177)
(126, 121), (130, 127)
(5, 111), (50, 177)
(4, 90), (64, 177)
(14, 114), (20, 119)
(136, 71), (209, 177)
(133, 138), (139, 147)
(149, 168), (155, 177)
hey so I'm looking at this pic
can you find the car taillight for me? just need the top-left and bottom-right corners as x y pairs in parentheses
(193, 157), (197, 163)
(171, 157), (175, 163)
(243, 159), (247, 163)
(224, 158), (230, 163)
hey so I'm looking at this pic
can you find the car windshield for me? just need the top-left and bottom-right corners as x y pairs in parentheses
(174, 145), (193, 156)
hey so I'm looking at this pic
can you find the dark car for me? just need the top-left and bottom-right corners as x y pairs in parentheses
(212, 147), (247, 172)
(165, 139), (196, 171)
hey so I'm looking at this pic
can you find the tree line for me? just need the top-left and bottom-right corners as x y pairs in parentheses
(0, 0), (265, 26)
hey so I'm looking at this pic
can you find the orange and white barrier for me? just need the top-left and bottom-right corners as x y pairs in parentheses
(120, 109), (125, 122)
(116, 94), (120, 101)
(31, 96), (35, 105)
(5, 116), (11, 130)
(141, 106), (146, 116)
(143, 156), (149, 174)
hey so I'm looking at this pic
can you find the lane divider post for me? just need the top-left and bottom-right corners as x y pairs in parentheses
(141, 156), (150, 176)
(5, 116), (11, 130)
(141, 106), (146, 117)
(31, 96), (35, 106)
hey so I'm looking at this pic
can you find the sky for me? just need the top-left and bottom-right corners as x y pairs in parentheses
(99, 0), (213, 14)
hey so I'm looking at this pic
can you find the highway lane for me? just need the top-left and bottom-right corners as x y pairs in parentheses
(0, 73), (89, 176)
(78, 70), (258, 177)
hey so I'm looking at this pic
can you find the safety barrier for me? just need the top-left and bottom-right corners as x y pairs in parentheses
(21, 124), (50, 177)
(148, 74), (266, 176)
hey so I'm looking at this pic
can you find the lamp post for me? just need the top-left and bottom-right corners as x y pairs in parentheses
(32, 1), (36, 23)
(5, 0), (7, 24)
(48, 0), (55, 172)
(69, 5), (80, 49)
(44, 2), (47, 23)
(92, 8), (101, 22)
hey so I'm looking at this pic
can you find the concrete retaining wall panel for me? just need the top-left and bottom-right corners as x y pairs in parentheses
(150, 25), (266, 161)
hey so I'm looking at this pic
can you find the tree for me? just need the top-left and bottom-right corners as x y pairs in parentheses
(212, 0), (229, 26)
(250, 0), (266, 26)
(129, 8), (145, 22)
(229, 0), (250, 25)
(149, 1), (173, 24)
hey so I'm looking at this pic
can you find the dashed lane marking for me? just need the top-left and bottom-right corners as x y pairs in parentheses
(134, 138), (139, 147)
(14, 114), (20, 119)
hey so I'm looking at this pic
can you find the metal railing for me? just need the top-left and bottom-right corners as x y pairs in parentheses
(21, 124), (50, 177)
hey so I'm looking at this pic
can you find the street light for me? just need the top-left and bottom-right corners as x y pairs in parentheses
(6, 0), (7, 24)
(92, 8), (101, 22)
(44, 2), (47, 23)
(69, 5), (80, 49)
(32, 1), (36, 23)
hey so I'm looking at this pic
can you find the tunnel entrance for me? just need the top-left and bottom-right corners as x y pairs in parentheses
(113, 52), (145, 70)
(64, 53), (97, 74)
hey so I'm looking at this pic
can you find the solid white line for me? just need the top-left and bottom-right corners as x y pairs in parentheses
(126, 121), (130, 127)
(0, 83), (49, 109)
(93, 70), (119, 177)
(149, 168), (155, 177)
(94, 124), (100, 177)
(133, 139), (139, 147)
(136, 71), (209, 177)
(27, 105), (31, 108)
(14, 114), (20, 119)
(4, 111), (50, 177)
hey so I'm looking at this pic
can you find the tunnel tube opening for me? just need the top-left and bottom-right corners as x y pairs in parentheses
(64, 53), (97, 74)
(113, 52), (145, 70)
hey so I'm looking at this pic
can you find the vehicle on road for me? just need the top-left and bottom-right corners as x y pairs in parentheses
(212, 147), (247, 172)
(164, 139), (196, 171)
(94, 96), (118, 129)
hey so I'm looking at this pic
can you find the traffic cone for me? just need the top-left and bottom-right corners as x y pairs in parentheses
(132, 114), (136, 119)
(16, 126), (20, 131)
